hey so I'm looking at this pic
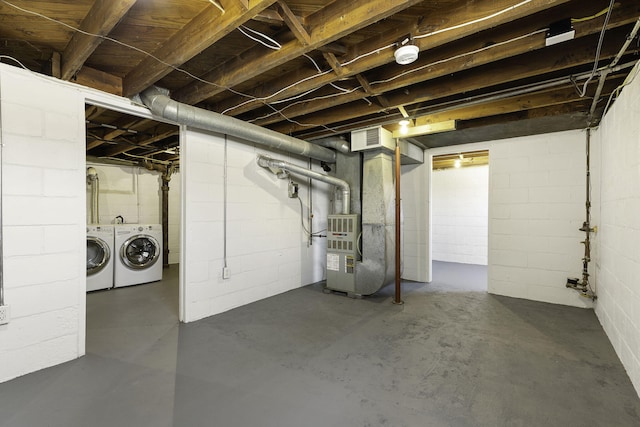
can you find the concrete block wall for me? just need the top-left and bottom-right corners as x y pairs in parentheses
(488, 130), (590, 307)
(85, 163), (180, 264)
(401, 164), (430, 282)
(592, 62), (640, 395)
(181, 128), (327, 322)
(432, 166), (488, 265)
(86, 164), (160, 225)
(0, 65), (86, 383)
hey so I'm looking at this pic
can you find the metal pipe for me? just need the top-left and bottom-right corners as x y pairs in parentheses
(87, 167), (99, 224)
(566, 128), (596, 300)
(257, 155), (350, 215)
(589, 18), (640, 120)
(394, 142), (402, 305)
(141, 87), (337, 163)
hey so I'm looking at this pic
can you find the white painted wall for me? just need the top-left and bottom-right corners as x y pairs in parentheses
(591, 62), (640, 396)
(0, 65), (86, 383)
(86, 163), (161, 225)
(181, 128), (328, 322)
(432, 165), (488, 265)
(423, 130), (591, 308)
(85, 163), (181, 264)
(488, 131), (589, 307)
(401, 163), (430, 282)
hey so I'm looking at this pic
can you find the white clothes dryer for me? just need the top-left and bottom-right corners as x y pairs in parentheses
(86, 225), (114, 292)
(114, 224), (163, 288)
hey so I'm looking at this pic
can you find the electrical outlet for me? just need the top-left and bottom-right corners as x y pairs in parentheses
(0, 305), (10, 325)
(223, 267), (230, 279)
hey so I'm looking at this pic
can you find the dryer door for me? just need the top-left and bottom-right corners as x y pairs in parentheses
(87, 237), (111, 276)
(120, 235), (160, 270)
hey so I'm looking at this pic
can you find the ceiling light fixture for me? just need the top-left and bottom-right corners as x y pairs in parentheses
(392, 119), (457, 138)
(394, 36), (419, 65)
(398, 119), (411, 135)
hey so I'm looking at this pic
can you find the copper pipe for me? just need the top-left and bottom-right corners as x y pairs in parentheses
(394, 142), (403, 305)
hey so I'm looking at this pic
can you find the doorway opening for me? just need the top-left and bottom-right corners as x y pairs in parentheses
(430, 150), (489, 292)
(84, 102), (182, 358)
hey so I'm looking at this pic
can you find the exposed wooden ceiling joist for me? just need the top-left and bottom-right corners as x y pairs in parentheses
(174, 0), (425, 105)
(61, 0), (138, 80)
(122, 0), (278, 97)
(1, 0), (638, 160)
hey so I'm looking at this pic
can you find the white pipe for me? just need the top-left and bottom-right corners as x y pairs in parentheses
(257, 155), (350, 215)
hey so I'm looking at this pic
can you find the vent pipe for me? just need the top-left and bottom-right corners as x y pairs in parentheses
(257, 155), (350, 215)
(310, 136), (350, 154)
(87, 167), (99, 224)
(140, 87), (337, 164)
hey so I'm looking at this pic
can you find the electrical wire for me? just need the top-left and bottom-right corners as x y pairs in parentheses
(260, 28), (547, 122)
(602, 61), (640, 117)
(238, 25), (281, 50)
(297, 195), (325, 237)
(571, 6), (610, 24)
(0, 0), (252, 100)
(576, 0), (616, 97)
(415, 0), (533, 41)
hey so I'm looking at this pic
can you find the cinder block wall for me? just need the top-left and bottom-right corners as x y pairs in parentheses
(401, 164), (430, 282)
(181, 128), (328, 321)
(488, 130), (590, 307)
(432, 166), (488, 265)
(86, 164), (161, 225)
(0, 65), (86, 383)
(592, 62), (640, 396)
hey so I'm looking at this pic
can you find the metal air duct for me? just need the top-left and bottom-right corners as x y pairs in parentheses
(257, 155), (350, 215)
(354, 151), (397, 295)
(140, 87), (337, 164)
(310, 136), (350, 154)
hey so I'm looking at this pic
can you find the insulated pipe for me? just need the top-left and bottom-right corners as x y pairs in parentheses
(309, 136), (351, 154)
(257, 155), (350, 215)
(87, 167), (99, 224)
(141, 87), (337, 163)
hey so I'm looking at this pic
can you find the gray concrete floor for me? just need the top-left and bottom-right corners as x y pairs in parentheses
(1, 262), (639, 426)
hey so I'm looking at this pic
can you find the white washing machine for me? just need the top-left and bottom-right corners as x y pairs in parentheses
(86, 225), (114, 292)
(114, 224), (163, 288)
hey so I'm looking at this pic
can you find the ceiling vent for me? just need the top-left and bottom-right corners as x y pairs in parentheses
(351, 127), (395, 152)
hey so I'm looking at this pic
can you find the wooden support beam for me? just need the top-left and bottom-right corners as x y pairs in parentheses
(73, 66), (123, 96)
(123, 0), (277, 97)
(277, 0), (310, 45)
(252, 7), (284, 26)
(323, 52), (344, 77)
(175, 0), (424, 105)
(61, 0), (137, 81)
